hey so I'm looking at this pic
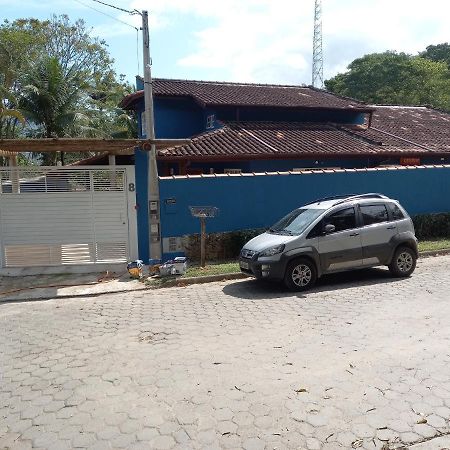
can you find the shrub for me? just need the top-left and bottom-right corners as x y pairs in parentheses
(225, 228), (265, 257)
(412, 213), (450, 239)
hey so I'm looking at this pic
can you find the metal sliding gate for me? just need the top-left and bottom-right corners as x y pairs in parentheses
(0, 166), (137, 268)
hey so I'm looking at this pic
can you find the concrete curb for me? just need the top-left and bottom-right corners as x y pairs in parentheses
(0, 286), (148, 304)
(147, 272), (248, 289)
(418, 248), (450, 258)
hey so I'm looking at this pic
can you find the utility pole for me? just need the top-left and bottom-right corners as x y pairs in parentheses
(141, 10), (162, 262)
(312, 0), (324, 88)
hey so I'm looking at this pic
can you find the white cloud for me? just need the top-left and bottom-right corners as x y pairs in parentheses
(127, 0), (450, 84)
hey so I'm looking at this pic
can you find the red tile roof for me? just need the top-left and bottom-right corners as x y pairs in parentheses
(157, 121), (426, 161)
(340, 107), (450, 153)
(120, 78), (372, 111)
(371, 106), (450, 152)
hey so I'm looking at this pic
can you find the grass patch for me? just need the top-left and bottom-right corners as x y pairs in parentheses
(184, 261), (240, 278)
(145, 260), (240, 288)
(418, 239), (450, 252)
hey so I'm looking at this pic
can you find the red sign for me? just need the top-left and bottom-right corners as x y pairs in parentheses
(400, 157), (421, 166)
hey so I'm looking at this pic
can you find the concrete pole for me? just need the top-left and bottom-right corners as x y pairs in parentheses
(142, 10), (162, 262)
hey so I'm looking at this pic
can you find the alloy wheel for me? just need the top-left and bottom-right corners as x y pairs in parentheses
(396, 251), (413, 273)
(292, 264), (312, 287)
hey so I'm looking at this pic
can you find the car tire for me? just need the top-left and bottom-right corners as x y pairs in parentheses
(284, 258), (317, 291)
(388, 246), (417, 277)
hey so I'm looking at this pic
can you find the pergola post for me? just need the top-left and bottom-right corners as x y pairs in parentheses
(9, 153), (19, 194)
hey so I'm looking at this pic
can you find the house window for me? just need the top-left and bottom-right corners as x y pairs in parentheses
(140, 112), (147, 137)
(206, 114), (215, 129)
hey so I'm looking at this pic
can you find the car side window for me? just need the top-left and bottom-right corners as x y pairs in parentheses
(388, 203), (405, 221)
(323, 207), (356, 233)
(360, 204), (389, 226)
(307, 221), (323, 239)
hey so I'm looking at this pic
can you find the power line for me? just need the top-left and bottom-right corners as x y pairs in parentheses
(73, 0), (139, 30)
(90, 0), (138, 15)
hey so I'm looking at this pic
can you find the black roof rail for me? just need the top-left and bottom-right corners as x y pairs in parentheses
(332, 193), (388, 206)
(305, 194), (358, 205)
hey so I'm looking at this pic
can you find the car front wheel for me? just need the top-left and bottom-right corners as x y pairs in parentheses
(389, 246), (417, 277)
(284, 258), (317, 291)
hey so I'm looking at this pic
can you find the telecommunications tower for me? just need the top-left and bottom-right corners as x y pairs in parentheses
(312, 0), (324, 88)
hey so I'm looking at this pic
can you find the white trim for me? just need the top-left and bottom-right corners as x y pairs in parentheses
(159, 164), (450, 180)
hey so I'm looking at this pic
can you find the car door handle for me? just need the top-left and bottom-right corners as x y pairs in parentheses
(386, 226), (397, 230)
(349, 232), (360, 237)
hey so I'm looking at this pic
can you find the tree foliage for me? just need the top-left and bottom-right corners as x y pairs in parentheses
(0, 15), (136, 164)
(325, 49), (450, 111)
(421, 43), (450, 68)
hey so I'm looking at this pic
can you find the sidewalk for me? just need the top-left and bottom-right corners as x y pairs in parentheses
(0, 271), (147, 303)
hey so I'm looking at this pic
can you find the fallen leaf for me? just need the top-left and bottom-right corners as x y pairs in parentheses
(416, 417), (427, 424)
(295, 388), (308, 393)
(351, 439), (363, 448)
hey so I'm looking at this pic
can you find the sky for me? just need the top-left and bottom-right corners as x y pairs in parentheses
(1, 0), (449, 87)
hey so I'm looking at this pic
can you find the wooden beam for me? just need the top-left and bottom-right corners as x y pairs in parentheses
(0, 138), (191, 153)
(9, 153), (19, 193)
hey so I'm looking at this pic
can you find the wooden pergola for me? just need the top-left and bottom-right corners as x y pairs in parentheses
(0, 137), (190, 167)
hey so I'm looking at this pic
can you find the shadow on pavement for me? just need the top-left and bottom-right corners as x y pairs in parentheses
(222, 267), (405, 299)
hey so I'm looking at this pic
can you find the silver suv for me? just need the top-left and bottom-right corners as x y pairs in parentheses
(239, 194), (418, 291)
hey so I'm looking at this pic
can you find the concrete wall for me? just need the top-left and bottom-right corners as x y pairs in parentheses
(158, 165), (450, 259)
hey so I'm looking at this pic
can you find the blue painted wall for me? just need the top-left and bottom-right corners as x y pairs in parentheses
(136, 97), (205, 139)
(134, 96), (365, 140)
(159, 167), (450, 253)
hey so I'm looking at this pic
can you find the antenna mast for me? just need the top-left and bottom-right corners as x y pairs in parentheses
(312, 0), (324, 88)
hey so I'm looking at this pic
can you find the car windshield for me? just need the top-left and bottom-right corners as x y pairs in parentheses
(268, 208), (325, 235)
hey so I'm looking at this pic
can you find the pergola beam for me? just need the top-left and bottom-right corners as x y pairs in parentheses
(0, 138), (191, 153)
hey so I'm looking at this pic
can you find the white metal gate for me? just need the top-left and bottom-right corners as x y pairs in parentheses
(0, 166), (137, 268)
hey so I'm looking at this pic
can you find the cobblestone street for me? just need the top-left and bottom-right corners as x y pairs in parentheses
(1, 255), (450, 450)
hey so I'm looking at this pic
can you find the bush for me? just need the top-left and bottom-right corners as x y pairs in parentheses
(413, 213), (450, 239)
(224, 228), (266, 257)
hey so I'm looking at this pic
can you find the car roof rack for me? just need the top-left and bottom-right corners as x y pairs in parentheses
(332, 193), (388, 206)
(305, 194), (358, 205)
(306, 193), (388, 207)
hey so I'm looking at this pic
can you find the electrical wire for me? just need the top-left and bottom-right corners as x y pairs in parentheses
(73, 0), (139, 30)
(91, 0), (138, 15)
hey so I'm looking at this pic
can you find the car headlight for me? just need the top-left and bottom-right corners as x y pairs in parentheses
(259, 244), (285, 257)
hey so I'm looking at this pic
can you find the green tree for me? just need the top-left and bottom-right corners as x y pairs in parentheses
(19, 57), (87, 164)
(421, 43), (450, 68)
(325, 51), (450, 110)
(0, 15), (136, 164)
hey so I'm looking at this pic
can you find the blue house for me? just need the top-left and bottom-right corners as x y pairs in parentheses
(118, 78), (450, 262)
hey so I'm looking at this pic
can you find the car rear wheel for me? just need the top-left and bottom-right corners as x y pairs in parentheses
(389, 246), (417, 277)
(284, 258), (317, 291)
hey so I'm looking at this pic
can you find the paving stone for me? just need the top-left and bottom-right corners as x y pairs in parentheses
(242, 437), (265, 450)
(72, 432), (97, 447)
(2, 255), (450, 450)
(149, 435), (176, 449)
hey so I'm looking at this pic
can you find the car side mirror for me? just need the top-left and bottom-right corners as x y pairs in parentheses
(323, 224), (336, 234)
